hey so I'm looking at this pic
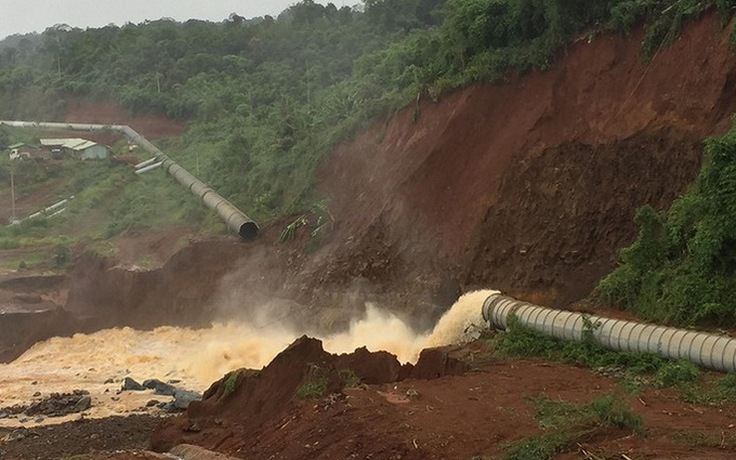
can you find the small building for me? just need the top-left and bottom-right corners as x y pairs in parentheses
(40, 138), (110, 160)
(7, 142), (29, 160)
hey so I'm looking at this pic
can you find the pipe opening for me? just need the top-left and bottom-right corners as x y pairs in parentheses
(239, 222), (259, 240)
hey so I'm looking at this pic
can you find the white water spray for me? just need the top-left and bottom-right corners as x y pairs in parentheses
(0, 289), (496, 426)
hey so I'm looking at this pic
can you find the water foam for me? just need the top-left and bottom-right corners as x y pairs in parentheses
(0, 289), (497, 425)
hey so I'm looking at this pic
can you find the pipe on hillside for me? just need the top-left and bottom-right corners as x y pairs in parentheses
(134, 157), (158, 169)
(44, 197), (72, 213)
(0, 120), (259, 239)
(135, 161), (163, 174)
(482, 294), (736, 373)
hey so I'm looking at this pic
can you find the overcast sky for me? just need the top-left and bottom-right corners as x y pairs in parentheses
(0, 0), (340, 40)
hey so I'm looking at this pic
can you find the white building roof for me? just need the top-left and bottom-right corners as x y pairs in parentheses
(40, 138), (100, 151)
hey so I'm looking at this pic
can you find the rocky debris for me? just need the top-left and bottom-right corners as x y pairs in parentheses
(73, 395), (92, 413)
(410, 347), (470, 380)
(122, 377), (146, 391)
(8, 390), (93, 417)
(119, 377), (201, 413)
(155, 390), (202, 413)
(0, 404), (27, 416)
(171, 391), (202, 411)
(143, 379), (177, 396)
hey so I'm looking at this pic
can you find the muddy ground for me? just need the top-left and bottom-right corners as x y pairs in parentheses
(2, 338), (736, 459)
(2, 11), (736, 460)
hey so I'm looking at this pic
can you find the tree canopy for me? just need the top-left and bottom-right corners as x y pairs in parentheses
(0, 0), (733, 220)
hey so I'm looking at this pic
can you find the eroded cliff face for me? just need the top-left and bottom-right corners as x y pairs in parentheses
(318, 12), (736, 307)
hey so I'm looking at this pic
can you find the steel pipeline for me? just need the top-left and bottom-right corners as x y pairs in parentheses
(482, 293), (736, 373)
(0, 120), (259, 239)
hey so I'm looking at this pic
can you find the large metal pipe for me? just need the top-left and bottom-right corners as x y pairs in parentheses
(482, 294), (736, 373)
(134, 157), (158, 169)
(0, 120), (259, 239)
(44, 197), (72, 213)
(135, 161), (163, 175)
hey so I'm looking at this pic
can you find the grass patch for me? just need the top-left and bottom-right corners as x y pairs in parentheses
(338, 369), (361, 389)
(679, 372), (736, 406)
(223, 370), (242, 395)
(495, 315), (701, 391)
(501, 394), (643, 460)
(296, 363), (329, 399)
(0, 250), (50, 271)
(296, 378), (328, 399)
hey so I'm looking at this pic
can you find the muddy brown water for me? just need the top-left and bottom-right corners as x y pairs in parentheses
(0, 290), (495, 428)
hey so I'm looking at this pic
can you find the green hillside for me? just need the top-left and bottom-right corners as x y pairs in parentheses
(2, 0), (731, 221)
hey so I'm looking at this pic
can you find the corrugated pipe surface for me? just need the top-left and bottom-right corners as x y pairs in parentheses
(482, 294), (736, 373)
(0, 120), (259, 239)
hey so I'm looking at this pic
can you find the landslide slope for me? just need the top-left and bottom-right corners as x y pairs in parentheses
(5, 13), (734, 360)
(318, 12), (736, 308)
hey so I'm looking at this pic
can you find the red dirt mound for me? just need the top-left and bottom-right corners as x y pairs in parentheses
(150, 336), (468, 452)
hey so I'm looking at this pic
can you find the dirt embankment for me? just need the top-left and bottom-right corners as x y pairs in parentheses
(147, 336), (736, 460)
(63, 100), (186, 141)
(149, 336), (468, 454)
(64, 239), (251, 330)
(318, 12), (735, 308)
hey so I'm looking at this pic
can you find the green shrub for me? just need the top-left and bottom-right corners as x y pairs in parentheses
(296, 378), (328, 399)
(338, 369), (361, 389)
(655, 359), (701, 387)
(502, 394), (643, 460)
(223, 370), (241, 395)
(597, 120), (736, 327)
(52, 242), (71, 268)
(296, 363), (329, 399)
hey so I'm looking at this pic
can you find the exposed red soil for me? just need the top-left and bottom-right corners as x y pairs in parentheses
(63, 100), (186, 141)
(0, 415), (161, 460)
(146, 337), (736, 460)
(318, 12), (736, 308)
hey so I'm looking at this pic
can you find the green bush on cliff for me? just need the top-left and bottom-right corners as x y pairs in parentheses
(597, 120), (736, 326)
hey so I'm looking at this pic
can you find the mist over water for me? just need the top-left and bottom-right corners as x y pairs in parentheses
(0, 290), (496, 425)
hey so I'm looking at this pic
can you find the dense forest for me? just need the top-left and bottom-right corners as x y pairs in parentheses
(2, 0), (736, 325)
(1, 0), (732, 220)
